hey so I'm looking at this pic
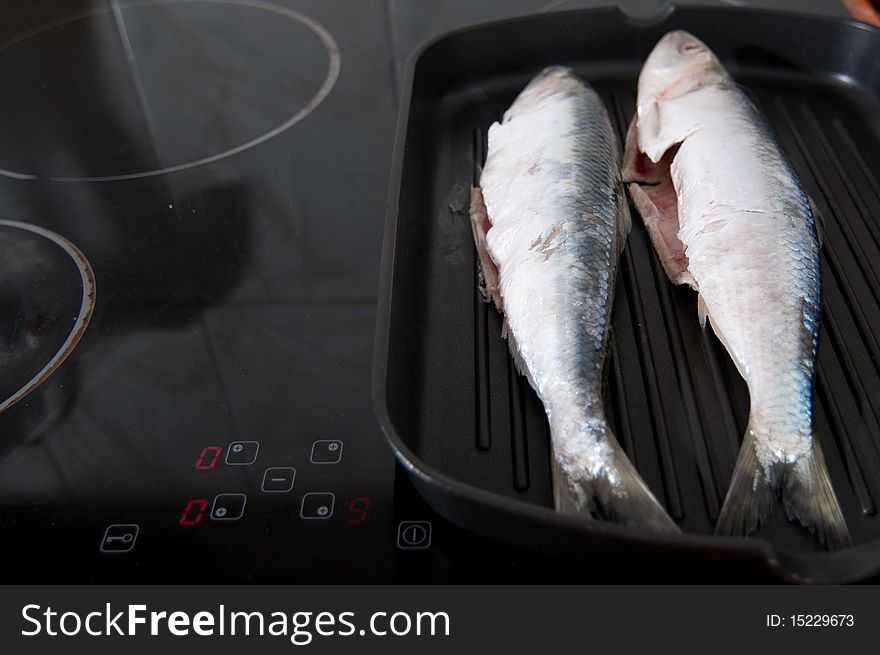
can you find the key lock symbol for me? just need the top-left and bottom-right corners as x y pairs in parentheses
(104, 532), (134, 546)
(100, 525), (139, 553)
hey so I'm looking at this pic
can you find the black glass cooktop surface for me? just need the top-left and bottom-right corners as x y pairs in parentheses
(0, 0), (857, 583)
(0, 0), (401, 583)
(0, 0), (608, 584)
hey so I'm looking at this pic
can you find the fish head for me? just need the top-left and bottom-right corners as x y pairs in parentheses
(637, 31), (729, 109)
(504, 66), (580, 122)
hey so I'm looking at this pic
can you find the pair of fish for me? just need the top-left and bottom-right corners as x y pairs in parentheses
(469, 31), (850, 548)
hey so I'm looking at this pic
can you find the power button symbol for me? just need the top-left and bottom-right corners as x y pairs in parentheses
(397, 521), (431, 549)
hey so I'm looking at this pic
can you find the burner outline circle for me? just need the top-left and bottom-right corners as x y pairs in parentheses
(0, 219), (96, 414)
(0, 0), (342, 183)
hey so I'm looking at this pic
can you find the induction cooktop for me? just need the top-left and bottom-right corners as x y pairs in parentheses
(0, 0), (611, 585)
(0, 0), (858, 584)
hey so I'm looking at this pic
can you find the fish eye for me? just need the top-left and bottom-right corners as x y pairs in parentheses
(679, 41), (702, 55)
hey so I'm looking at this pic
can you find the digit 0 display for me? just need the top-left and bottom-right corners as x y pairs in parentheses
(179, 499), (208, 526)
(194, 446), (223, 470)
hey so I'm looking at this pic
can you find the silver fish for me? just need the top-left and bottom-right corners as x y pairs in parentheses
(622, 31), (850, 548)
(471, 66), (678, 533)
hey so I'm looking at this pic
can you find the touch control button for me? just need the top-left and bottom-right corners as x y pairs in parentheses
(397, 521), (432, 549)
(225, 441), (259, 465)
(262, 467), (296, 493)
(100, 524), (139, 553)
(300, 492), (335, 519)
(211, 493), (247, 521)
(310, 440), (343, 464)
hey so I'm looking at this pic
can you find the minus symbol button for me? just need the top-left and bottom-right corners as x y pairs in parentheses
(261, 467), (296, 493)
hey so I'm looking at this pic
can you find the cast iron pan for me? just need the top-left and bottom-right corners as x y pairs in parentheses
(374, 5), (880, 583)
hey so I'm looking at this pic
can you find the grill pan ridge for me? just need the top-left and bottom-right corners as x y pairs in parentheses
(373, 5), (880, 582)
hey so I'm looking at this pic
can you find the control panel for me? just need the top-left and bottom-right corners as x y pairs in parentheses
(96, 438), (380, 557)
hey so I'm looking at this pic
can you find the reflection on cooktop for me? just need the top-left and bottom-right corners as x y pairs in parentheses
(0, 0), (340, 182)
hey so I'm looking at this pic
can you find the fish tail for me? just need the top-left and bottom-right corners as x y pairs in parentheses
(713, 429), (778, 539)
(782, 438), (851, 549)
(552, 419), (679, 534)
(715, 427), (850, 549)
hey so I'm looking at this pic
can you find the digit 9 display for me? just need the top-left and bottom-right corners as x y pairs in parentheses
(346, 497), (371, 524)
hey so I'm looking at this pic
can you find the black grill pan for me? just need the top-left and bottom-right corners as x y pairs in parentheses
(374, 5), (880, 583)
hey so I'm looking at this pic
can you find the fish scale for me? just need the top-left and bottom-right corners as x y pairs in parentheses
(471, 66), (678, 532)
(623, 30), (850, 548)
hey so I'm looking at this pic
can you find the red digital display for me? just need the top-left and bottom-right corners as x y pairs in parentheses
(194, 445), (223, 470)
(346, 496), (371, 524)
(179, 498), (208, 526)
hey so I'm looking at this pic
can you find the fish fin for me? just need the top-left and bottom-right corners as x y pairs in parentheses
(702, 302), (754, 384)
(781, 437), (851, 549)
(697, 294), (709, 329)
(636, 98), (667, 163)
(622, 116), (678, 185)
(469, 186), (502, 311)
(714, 428), (778, 539)
(501, 316), (534, 387)
(635, 95), (698, 164)
(808, 195), (825, 247)
(715, 427), (851, 549)
(552, 420), (679, 534)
